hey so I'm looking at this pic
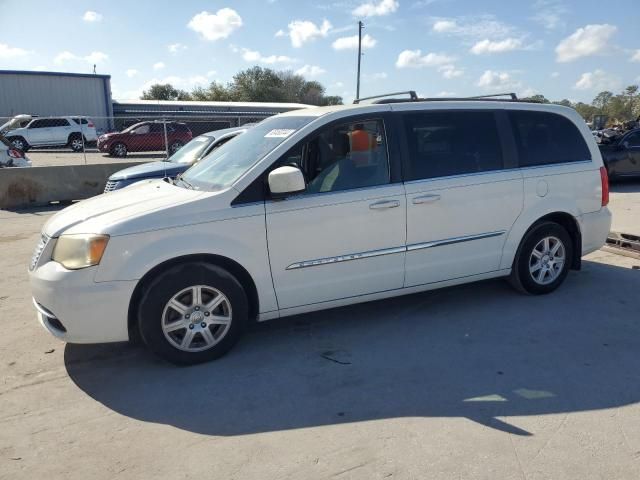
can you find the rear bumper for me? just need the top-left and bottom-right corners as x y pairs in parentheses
(30, 261), (137, 343)
(579, 207), (612, 256)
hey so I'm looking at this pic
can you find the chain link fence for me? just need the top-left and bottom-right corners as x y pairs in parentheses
(0, 114), (269, 167)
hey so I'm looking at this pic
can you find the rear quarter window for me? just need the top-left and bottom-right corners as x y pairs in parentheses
(509, 110), (591, 167)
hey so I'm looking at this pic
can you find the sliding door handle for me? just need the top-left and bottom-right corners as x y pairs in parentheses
(412, 194), (441, 205)
(369, 199), (400, 210)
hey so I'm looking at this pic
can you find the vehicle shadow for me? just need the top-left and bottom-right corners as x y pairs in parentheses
(610, 178), (640, 193)
(65, 259), (640, 437)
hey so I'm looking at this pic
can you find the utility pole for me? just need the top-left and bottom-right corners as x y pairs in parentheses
(356, 21), (364, 101)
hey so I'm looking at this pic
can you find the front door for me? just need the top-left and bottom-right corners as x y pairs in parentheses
(399, 109), (523, 287)
(266, 117), (406, 310)
(619, 131), (640, 176)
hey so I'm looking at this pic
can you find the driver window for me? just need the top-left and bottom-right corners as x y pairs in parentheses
(624, 132), (640, 148)
(134, 124), (151, 135)
(281, 119), (389, 194)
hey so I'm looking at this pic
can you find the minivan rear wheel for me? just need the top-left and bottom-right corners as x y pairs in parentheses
(137, 262), (248, 365)
(509, 221), (573, 295)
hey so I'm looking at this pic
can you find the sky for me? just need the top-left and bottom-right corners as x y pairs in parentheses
(0, 0), (639, 103)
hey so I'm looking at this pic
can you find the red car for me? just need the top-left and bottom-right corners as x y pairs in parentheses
(98, 121), (192, 157)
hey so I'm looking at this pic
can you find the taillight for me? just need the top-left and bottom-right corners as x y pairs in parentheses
(600, 166), (609, 207)
(88, 122), (94, 128)
(8, 149), (24, 159)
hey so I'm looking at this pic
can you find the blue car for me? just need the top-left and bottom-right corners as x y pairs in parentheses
(103, 126), (250, 192)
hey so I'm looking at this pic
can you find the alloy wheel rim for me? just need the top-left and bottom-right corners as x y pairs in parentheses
(529, 236), (565, 285)
(12, 139), (24, 149)
(170, 142), (182, 154)
(114, 144), (126, 156)
(72, 139), (83, 150)
(161, 285), (232, 352)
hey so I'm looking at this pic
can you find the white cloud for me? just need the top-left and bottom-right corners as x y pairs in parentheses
(470, 38), (523, 55)
(153, 62), (165, 70)
(531, 0), (567, 30)
(54, 50), (108, 64)
(126, 69), (138, 78)
(240, 48), (296, 64)
(275, 29), (285, 37)
(432, 20), (457, 33)
(352, 0), (399, 17)
(206, 70), (217, 77)
(574, 69), (620, 91)
(435, 91), (457, 97)
(438, 64), (463, 78)
(476, 70), (521, 90)
(83, 11), (102, 22)
(188, 9), (243, 41)
(395, 49), (454, 68)
(555, 24), (617, 62)
(430, 15), (517, 39)
(0, 43), (32, 59)
(168, 43), (187, 54)
(85, 51), (108, 63)
(631, 50), (640, 62)
(295, 65), (326, 77)
(332, 34), (377, 50)
(287, 19), (332, 48)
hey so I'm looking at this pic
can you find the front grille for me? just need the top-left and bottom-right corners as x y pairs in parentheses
(30, 234), (50, 271)
(104, 180), (120, 193)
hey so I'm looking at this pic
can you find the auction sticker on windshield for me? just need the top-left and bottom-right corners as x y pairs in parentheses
(264, 129), (296, 138)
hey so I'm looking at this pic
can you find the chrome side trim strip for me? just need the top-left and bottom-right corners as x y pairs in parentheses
(286, 246), (405, 270)
(286, 230), (506, 270)
(407, 230), (506, 252)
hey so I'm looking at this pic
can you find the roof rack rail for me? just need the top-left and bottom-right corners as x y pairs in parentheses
(354, 91), (521, 105)
(353, 91), (418, 104)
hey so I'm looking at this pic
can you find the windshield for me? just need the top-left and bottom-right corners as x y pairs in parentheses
(122, 122), (144, 133)
(180, 115), (314, 191)
(169, 135), (214, 164)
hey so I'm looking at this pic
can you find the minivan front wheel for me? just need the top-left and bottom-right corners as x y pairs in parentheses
(509, 221), (573, 295)
(137, 263), (247, 365)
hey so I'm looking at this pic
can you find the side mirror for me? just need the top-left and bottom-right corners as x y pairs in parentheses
(268, 166), (305, 198)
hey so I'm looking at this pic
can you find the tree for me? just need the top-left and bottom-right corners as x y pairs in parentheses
(522, 94), (550, 104)
(138, 66), (343, 106)
(141, 83), (191, 101)
(592, 91), (613, 113)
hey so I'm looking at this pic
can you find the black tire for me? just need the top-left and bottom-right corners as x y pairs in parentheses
(110, 142), (127, 157)
(68, 134), (84, 152)
(509, 221), (573, 295)
(8, 137), (29, 152)
(137, 262), (248, 365)
(169, 141), (184, 155)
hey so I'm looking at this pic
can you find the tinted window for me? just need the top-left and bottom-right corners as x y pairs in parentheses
(509, 110), (591, 167)
(150, 123), (164, 133)
(71, 117), (89, 125)
(623, 131), (640, 148)
(281, 119), (390, 194)
(51, 119), (69, 127)
(133, 124), (151, 135)
(29, 119), (46, 129)
(402, 111), (503, 181)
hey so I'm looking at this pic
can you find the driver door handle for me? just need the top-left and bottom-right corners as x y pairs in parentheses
(369, 200), (400, 210)
(413, 194), (441, 205)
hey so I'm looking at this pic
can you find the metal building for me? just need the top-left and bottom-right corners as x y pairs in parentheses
(112, 99), (310, 135)
(0, 70), (113, 131)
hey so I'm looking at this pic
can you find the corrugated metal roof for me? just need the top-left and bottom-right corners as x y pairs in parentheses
(0, 69), (110, 79)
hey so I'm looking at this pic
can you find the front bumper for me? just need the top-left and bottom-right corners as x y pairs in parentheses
(30, 260), (137, 343)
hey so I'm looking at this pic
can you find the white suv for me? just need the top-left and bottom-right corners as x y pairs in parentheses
(6, 116), (97, 152)
(29, 93), (611, 365)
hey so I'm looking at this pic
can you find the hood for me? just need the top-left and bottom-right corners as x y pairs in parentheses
(109, 161), (189, 181)
(0, 114), (32, 134)
(43, 180), (209, 237)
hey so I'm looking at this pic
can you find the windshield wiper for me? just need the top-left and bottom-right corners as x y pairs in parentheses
(175, 176), (195, 190)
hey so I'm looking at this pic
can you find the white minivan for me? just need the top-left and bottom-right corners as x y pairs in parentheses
(29, 93), (612, 364)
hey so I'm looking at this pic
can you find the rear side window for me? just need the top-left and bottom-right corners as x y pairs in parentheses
(402, 111), (504, 181)
(51, 118), (69, 127)
(509, 110), (591, 167)
(71, 117), (89, 125)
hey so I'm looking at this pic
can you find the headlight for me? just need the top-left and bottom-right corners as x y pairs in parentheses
(52, 234), (109, 270)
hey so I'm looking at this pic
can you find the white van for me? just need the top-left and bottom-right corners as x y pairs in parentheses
(29, 93), (611, 364)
